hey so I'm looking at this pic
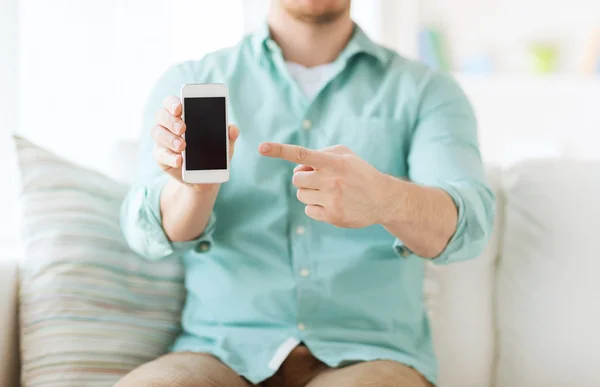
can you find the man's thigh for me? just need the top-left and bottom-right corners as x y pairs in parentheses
(306, 360), (433, 387)
(115, 352), (253, 387)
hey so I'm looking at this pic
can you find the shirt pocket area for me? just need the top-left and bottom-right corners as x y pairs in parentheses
(314, 116), (408, 177)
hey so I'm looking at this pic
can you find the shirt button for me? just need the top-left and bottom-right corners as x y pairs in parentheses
(197, 241), (211, 253)
(398, 245), (410, 257)
(297, 323), (306, 331)
(299, 268), (310, 277)
(266, 40), (277, 50)
(295, 226), (305, 235)
(302, 120), (312, 130)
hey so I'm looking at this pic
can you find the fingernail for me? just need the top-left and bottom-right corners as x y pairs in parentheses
(173, 122), (183, 134)
(173, 138), (183, 150)
(170, 103), (179, 115)
(259, 143), (270, 153)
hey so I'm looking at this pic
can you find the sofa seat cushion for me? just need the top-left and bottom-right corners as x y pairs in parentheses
(425, 167), (503, 387)
(0, 252), (21, 387)
(496, 159), (600, 387)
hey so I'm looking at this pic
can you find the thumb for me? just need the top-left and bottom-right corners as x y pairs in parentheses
(228, 124), (240, 160)
(293, 164), (314, 173)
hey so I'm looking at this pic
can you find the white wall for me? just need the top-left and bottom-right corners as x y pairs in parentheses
(0, 0), (18, 141)
(0, 0), (20, 245)
(16, 0), (244, 177)
(459, 75), (600, 165)
(422, 0), (600, 72)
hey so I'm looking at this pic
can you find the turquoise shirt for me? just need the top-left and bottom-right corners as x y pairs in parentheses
(121, 24), (495, 385)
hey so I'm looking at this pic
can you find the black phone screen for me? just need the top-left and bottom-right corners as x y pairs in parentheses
(183, 97), (227, 170)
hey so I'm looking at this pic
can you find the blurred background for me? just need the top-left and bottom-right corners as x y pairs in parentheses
(1, 0), (599, 246)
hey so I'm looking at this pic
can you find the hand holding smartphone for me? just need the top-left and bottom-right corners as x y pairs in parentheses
(151, 86), (234, 245)
(181, 84), (230, 184)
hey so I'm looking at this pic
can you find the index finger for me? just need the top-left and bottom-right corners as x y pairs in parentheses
(259, 142), (332, 168)
(162, 95), (182, 117)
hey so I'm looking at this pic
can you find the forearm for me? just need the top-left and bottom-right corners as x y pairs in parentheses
(160, 179), (219, 243)
(378, 175), (458, 258)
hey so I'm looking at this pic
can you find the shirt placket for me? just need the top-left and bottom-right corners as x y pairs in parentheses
(289, 97), (320, 336)
(265, 38), (350, 338)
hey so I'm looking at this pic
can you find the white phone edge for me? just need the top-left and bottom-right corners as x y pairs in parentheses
(180, 83), (230, 184)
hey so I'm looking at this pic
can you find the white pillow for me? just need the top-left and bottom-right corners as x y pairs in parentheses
(425, 167), (503, 387)
(495, 159), (600, 387)
(15, 136), (185, 386)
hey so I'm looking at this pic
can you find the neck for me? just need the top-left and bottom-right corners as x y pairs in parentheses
(267, 4), (354, 67)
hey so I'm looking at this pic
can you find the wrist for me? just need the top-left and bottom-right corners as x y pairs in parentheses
(168, 179), (220, 203)
(375, 174), (410, 227)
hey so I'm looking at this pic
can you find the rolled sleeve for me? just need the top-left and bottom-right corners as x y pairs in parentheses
(393, 180), (494, 264)
(121, 176), (217, 261)
(395, 71), (496, 264)
(120, 61), (216, 261)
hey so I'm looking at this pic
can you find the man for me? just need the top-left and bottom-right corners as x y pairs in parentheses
(118, 0), (495, 386)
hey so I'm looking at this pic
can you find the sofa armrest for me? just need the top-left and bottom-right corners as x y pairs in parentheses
(0, 248), (21, 387)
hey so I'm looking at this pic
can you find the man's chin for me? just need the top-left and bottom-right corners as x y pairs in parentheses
(283, 1), (349, 25)
(286, 8), (347, 24)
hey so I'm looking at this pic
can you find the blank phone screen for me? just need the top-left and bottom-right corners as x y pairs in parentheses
(183, 97), (227, 170)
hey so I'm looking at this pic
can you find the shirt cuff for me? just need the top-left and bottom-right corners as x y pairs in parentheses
(392, 182), (468, 265)
(123, 176), (216, 261)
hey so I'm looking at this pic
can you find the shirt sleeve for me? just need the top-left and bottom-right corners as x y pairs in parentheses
(394, 71), (496, 265)
(120, 62), (216, 261)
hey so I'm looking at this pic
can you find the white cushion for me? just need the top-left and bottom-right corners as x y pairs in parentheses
(426, 167), (503, 387)
(15, 136), (185, 386)
(495, 159), (600, 387)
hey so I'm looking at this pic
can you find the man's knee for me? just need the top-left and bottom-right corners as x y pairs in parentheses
(115, 364), (197, 387)
(116, 369), (225, 387)
(116, 374), (179, 387)
(309, 360), (432, 387)
(352, 361), (432, 387)
(115, 352), (247, 387)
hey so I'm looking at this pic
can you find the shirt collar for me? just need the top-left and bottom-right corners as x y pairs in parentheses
(338, 24), (388, 64)
(251, 22), (388, 65)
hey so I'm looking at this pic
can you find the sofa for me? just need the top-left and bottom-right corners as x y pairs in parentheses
(1, 245), (20, 387)
(1, 148), (599, 387)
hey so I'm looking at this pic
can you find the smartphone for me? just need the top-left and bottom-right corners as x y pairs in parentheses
(180, 83), (229, 184)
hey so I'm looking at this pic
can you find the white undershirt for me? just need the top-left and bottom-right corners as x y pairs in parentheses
(286, 61), (337, 99)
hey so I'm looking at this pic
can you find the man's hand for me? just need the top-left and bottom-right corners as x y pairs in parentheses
(259, 142), (390, 228)
(153, 95), (240, 243)
(152, 95), (239, 191)
(259, 141), (459, 258)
